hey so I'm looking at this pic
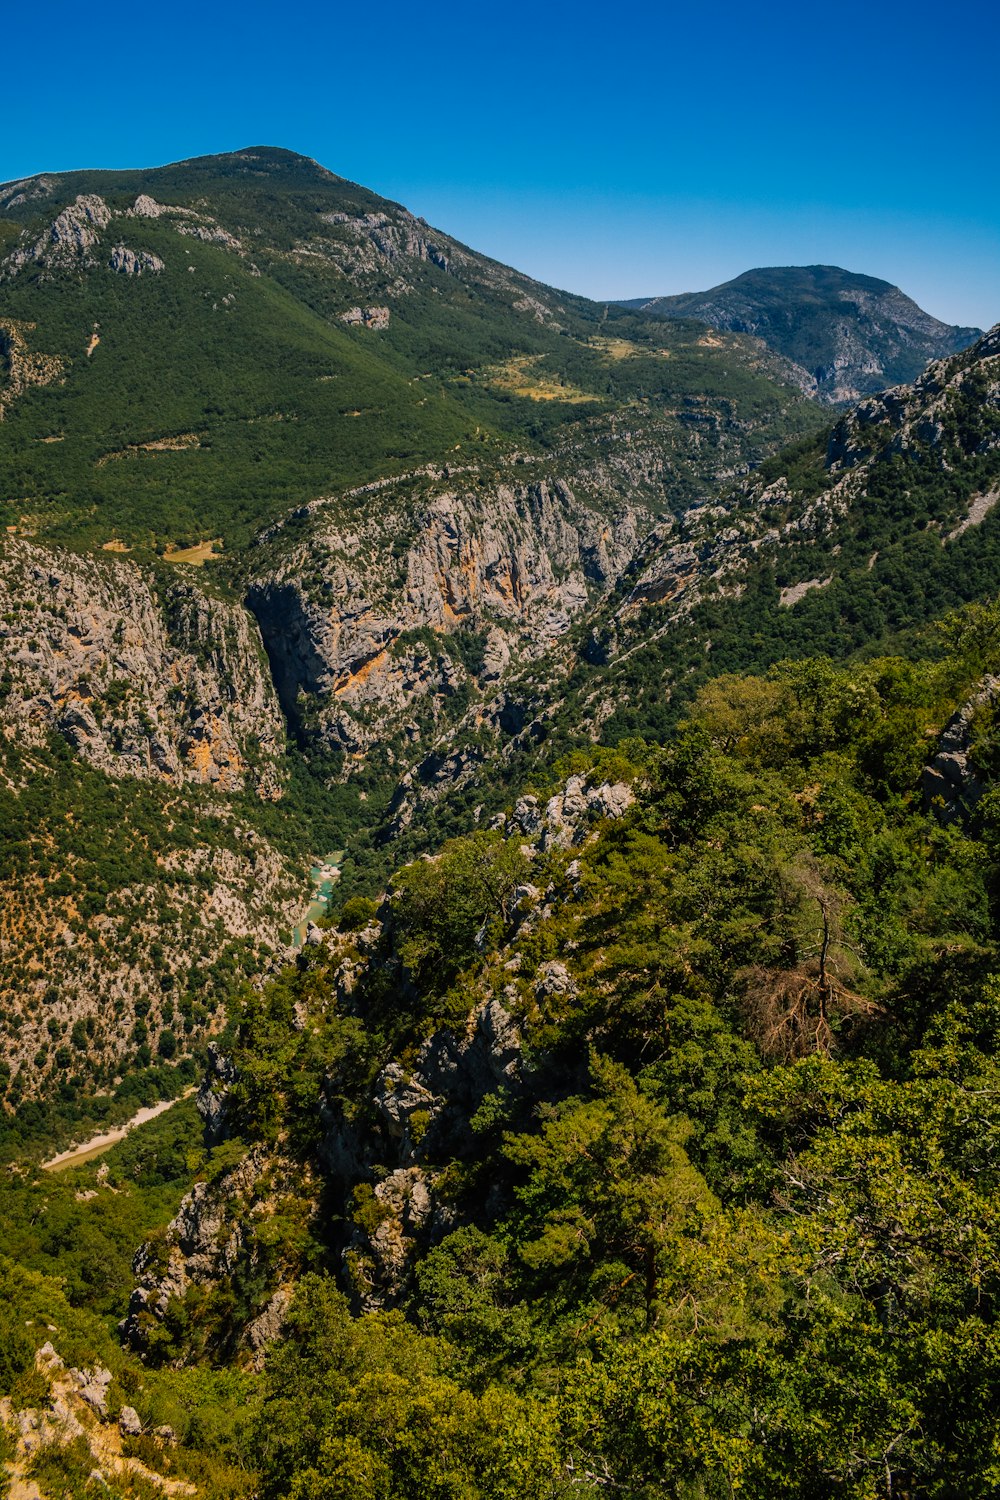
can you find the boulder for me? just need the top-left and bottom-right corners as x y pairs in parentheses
(119, 1406), (142, 1436)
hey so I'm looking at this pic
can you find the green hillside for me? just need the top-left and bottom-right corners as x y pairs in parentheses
(3, 145), (1000, 1500)
(6, 607), (1000, 1495)
(0, 148), (819, 552)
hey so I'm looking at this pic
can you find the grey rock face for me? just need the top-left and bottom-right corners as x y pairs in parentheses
(922, 676), (1000, 824)
(128, 194), (190, 220)
(0, 537), (284, 794)
(72, 1364), (112, 1417)
(121, 1147), (273, 1355)
(322, 209), (453, 276)
(246, 1286), (293, 1367)
(542, 776), (635, 850)
(344, 1165), (440, 1310)
(109, 245), (165, 275)
(119, 1406), (142, 1436)
(3, 194), (112, 276)
(176, 221), (245, 253)
(365, 994), (523, 1169)
(0, 175), (58, 211)
(247, 474), (648, 755)
(535, 960), (578, 1001)
(197, 1044), (239, 1147)
(340, 305), (390, 329)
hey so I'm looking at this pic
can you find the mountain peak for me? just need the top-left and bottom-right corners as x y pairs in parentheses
(619, 265), (982, 404)
(174, 144), (340, 177)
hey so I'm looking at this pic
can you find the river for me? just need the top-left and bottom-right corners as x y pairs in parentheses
(291, 850), (344, 947)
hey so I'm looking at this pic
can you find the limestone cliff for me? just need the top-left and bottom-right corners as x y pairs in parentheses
(246, 462), (652, 755)
(0, 537), (284, 797)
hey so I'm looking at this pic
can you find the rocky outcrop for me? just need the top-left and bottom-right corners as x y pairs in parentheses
(176, 221), (245, 253)
(121, 766), (641, 1336)
(487, 775), (635, 852)
(0, 1342), (187, 1495)
(109, 245), (165, 275)
(127, 194), (200, 221)
(246, 1286), (294, 1363)
(0, 318), (65, 418)
(321, 990), (524, 1309)
(0, 174), (58, 211)
(922, 677), (1000, 825)
(0, 536), (284, 794)
(119, 1405), (143, 1436)
(322, 209), (453, 275)
(0, 186), (247, 285)
(197, 1043), (239, 1147)
(2, 193), (112, 277)
(340, 305), (390, 329)
(121, 1146), (270, 1351)
(370, 994), (522, 1162)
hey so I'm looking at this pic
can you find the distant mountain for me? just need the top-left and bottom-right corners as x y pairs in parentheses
(619, 266), (982, 404)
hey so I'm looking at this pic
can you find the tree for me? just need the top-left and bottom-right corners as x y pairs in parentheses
(504, 1054), (718, 1329)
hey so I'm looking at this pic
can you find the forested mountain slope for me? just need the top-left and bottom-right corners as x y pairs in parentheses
(3, 145), (1000, 1499)
(0, 147), (815, 551)
(360, 321), (1000, 861)
(1, 147), (998, 1127)
(0, 147), (821, 1121)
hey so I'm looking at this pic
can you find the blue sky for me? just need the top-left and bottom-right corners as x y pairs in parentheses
(4, 0), (997, 328)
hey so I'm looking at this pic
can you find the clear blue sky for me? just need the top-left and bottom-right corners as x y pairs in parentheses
(5, 0), (998, 328)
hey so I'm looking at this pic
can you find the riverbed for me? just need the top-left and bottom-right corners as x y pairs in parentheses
(41, 1090), (194, 1172)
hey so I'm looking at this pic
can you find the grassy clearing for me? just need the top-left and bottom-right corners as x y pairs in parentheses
(162, 539), (223, 565)
(477, 353), (600, 404)
(589, 335), (671, 362)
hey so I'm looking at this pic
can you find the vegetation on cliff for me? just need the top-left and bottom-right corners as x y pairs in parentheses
(6, 601), (1000, 1494)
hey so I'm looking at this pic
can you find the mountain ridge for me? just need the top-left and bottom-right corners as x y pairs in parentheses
(0, 147), (997, 1125)
(3, 145), (1000, 1500)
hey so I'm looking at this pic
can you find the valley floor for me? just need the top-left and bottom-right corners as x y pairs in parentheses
(41, 1092), (195, 1173)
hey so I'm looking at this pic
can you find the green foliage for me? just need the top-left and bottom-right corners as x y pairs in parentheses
(0, 1099), (203, 1319)
(388, 831), (530, 1007)
(503, 1055), (716, 1327)
(254, 1276), (566, 1500)
(0, 185), (998, 1493)
(0, 151), (818, 554)
(338, 895), (379, 931)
